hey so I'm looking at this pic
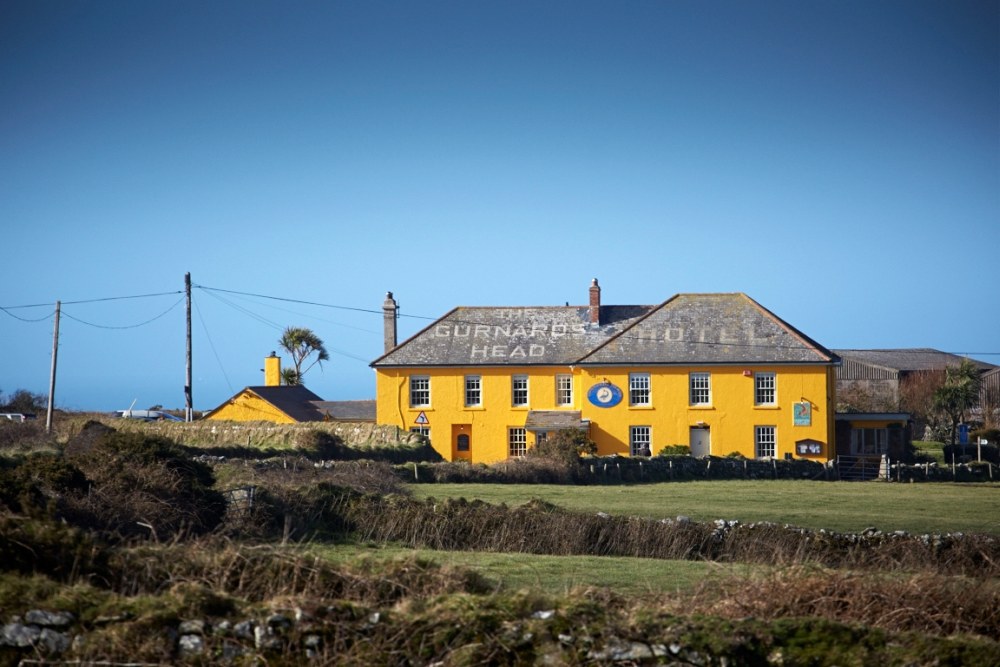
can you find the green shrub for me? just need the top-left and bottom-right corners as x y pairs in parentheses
(658, 444), (691, 457)
(66, 429), (227, 540)
(526, 429), (597, 465)
(0, 452), (89, 518)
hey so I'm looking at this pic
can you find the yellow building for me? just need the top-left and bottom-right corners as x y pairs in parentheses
(205, 352), (375, 423)
(372, 281), (839, 463)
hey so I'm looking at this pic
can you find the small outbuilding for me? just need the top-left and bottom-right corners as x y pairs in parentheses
(204, 353), (375, 423)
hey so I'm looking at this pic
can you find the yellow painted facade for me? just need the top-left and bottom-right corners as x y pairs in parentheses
(373, 288), (839, 464)
(374, 363), (836, 463)
(204, 388), (297, 423)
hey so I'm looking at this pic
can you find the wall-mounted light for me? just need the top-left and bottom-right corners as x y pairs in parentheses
(742, 370), (752, 377)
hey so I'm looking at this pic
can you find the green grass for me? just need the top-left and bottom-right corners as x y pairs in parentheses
(912, 440), (946, 464)
(312, 543), (754, 595)
(408, 480), (1000, 536)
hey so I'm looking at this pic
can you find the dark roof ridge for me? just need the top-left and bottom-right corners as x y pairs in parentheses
(575, 294), (680, 363)
(738, 293), (837, 363)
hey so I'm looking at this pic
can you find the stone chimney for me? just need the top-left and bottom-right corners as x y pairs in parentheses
(589, 278), (601, 325)
(264, 351), (281, 387)
(383, 291), (398, 353)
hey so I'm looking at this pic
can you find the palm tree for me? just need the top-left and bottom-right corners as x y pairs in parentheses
(278, 326), (330, 386)
(933, 359), (982, 445)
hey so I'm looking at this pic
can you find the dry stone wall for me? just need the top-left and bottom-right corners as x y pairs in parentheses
(60, 417), (418, 449)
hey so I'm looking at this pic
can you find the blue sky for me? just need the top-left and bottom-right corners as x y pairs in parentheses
(1, 0), (997, 412)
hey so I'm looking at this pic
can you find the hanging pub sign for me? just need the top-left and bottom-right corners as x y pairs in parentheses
(587, 382), (623, 408)
(793, 402), (812, 426)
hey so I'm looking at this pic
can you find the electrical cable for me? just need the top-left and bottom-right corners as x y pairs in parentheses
(0, 306), (53, 323)
(193, 294), (235, 395)
(61, 297), (184, 330)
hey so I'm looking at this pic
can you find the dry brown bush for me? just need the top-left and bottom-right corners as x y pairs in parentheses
(339, 495), (1000, 576)
(105, 539), (493, 605)
(64, 428), (226, 541)
(688, 567), (1000, 640)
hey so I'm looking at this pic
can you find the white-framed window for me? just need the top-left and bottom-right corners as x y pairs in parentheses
(690, 372), (711, 406)
(409, 376), (430, 407)
(556, 374), (573, 406)
(850, 428), (888, 455)
(508, 427), (527, 457)
(630, 426), (651, 456)
(536, 431), (548, 445)
(409, 426), (430, 442)
(755, 425), (776, 459)
(629, 373), (651, 406)
(512, 375), (529, 407)
(755, 372), (776, 405)
(464, 375), (481, 407)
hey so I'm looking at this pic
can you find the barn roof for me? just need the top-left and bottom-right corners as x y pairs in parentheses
(832, 349), (996, 374)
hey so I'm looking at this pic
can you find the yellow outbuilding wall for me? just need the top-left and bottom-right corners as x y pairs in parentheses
(206, 389), (297, 424)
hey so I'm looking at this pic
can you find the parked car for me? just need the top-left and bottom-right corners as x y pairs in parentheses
(0, 413), (27, 422)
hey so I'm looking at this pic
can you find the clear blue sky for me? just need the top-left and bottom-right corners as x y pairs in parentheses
(1, 0), (997, 413)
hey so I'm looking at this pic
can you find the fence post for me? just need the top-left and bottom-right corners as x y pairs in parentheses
(744, 458), (748, 478)
(669, 459), (673, 480)
(413, 462), (419, 481)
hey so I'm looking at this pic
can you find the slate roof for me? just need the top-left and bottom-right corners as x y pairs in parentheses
(582, 294), (835, 365)
(524, 410), (586, 431)
(832, 349), (997, 374)
(245, 385), (326, 422)
(372, 305), (653, 366)
(313, 400), (377, 421)
(372, 294), (836, 367)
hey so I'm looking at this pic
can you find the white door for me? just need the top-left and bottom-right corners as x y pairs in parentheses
(690, 427), (710, 458)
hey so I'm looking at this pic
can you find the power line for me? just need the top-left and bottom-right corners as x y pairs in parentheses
(195, 284), (387, 317)
(210, 287), (381, 335)
(200, 288), (373, 363)
(192, 294), (235, 396)
(61, 297), (185, 330)
(6, 282), (1000, 360)
(1, 290), (183, 310)
(0, 306), (53, 323)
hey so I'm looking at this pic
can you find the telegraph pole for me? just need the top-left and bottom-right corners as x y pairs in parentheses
(45, 301), (60, 433)
(185, 272), (193, 421)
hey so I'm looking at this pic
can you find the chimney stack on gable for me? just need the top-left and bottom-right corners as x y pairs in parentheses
(264, 351), (281, 386)
(589, 278), (601, 325)
(383, 291), (398, 353)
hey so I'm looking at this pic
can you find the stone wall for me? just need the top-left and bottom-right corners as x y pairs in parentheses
(58, 417), (418, 449)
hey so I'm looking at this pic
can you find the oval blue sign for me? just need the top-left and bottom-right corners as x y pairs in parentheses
(587, 382), (623, 408)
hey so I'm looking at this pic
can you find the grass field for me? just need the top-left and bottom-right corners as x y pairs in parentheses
(912, 440), (946, 463)
(314, 543), (759, 595)
(408, 480), (1000, 535)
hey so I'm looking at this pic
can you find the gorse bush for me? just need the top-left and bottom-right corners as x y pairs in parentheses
(49, 424), (226, 541)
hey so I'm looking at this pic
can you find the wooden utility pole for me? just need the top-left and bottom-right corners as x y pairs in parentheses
(45, 301), (60, 433)
(185, 272), (193, 421)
